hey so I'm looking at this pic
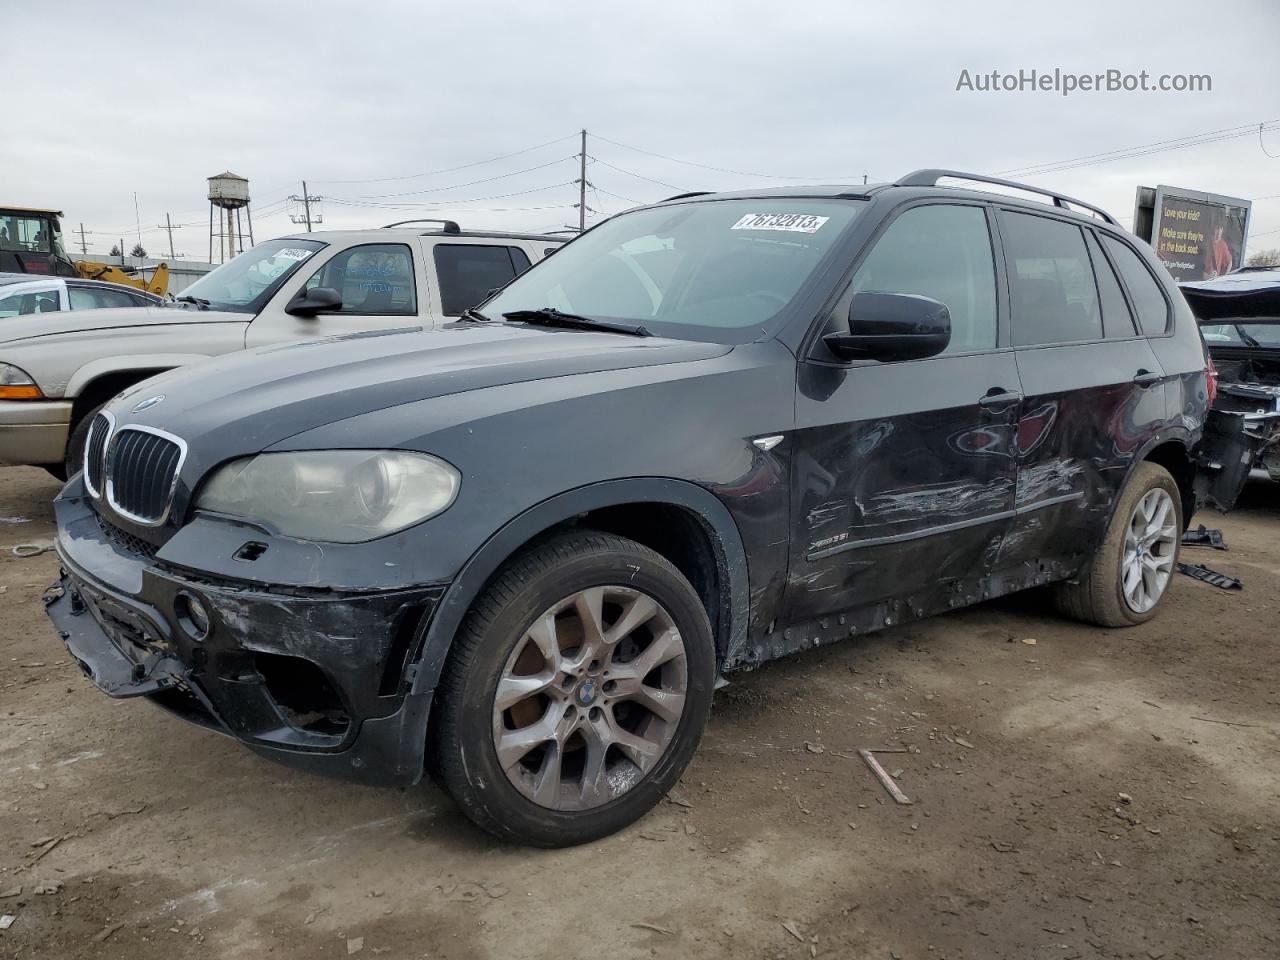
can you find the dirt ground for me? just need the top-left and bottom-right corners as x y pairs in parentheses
(0, 465), (1276, 960)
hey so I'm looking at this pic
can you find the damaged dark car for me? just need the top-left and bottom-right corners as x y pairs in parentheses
(1182, 267), (1280, 506)
(46, 170), (1217, 846)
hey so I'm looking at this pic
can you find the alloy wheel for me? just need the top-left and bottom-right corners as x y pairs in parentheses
(491, 586), (688, 811)
(1121, 487), (1178, 613)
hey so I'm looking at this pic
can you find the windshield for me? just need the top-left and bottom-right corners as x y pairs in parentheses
(1202, 320), (1280, 348)
(485, 198), (865, 342)
(181, 238), (324, 313)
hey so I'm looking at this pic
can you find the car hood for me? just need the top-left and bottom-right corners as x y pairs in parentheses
(107, 322), (731, 468)
(1181, 273), (1280, 322)
(0, 302), (244, 345)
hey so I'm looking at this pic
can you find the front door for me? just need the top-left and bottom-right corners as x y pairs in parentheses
(786, 202), (1021, 625)
(246, 241), (424, 347)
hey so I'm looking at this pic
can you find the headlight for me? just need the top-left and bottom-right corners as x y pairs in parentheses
(0, 363), (42, 400)
(196, 450), (460, 543)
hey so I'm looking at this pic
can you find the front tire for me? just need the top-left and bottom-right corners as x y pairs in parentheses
(431, 530), (715, 847)
(63, 400), (109, 481)
(1052, 462), (1182, 627)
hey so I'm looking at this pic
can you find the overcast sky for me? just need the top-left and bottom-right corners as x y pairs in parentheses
(4, 0), (1278, 260)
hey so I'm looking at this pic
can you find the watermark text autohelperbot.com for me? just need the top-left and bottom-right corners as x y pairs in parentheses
(956, 69), (1211, 96)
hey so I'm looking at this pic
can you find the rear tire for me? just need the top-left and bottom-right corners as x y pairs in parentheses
(1052, 462), (1182, 627)
(430, 530), (714, 847)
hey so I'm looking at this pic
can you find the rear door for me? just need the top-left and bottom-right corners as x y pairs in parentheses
(786, 201), (1022, 623)
(428, 241), (534, 319)
(994, 210), (1169, 573)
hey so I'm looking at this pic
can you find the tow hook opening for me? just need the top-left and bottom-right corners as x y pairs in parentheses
(255, 653), (351, 736)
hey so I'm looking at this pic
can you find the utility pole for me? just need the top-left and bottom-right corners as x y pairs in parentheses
(302, 180), (313, 232)
(77, 223), (88, 256)
(161, 213), (176, 260)
(288, 185), (322, 231)
(578, 129), (588, 232)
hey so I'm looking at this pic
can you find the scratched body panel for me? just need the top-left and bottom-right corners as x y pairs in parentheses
(787, 350), (1020, 621)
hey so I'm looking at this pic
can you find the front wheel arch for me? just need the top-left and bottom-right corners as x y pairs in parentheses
(409, 479), (750, 699)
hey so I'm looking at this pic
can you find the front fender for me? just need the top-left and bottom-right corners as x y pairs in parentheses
(65, 354), (212, 398)
(409, 477), (750, 696)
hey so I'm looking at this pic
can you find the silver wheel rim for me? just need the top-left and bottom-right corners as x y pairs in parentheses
(1121, 488), (1178, 613)
(491, 586), (688, 811)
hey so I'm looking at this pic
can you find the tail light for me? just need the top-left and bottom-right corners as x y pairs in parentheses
(1205, 354), (1218, 407)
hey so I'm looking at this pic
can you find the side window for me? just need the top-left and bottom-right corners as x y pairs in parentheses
(68, 287), (98, 310)
(1001, 212), (1102, 346)
(848, 204), (997, 355)
(434, 244), (525, 316)
(303, 243), (417, 315)
(1101, 236), (1171, 336)
(94, 288), (138, 309)
(510, 247), (532, 273)
(0, 289), (47, 317)
(1083, 232), (1136, 338)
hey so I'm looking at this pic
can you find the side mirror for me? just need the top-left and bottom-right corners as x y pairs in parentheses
(286, 286), (342, 317)
(823, 291), (951, 362)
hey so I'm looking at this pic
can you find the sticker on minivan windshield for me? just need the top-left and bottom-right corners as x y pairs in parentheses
(730, 213), (830, 233)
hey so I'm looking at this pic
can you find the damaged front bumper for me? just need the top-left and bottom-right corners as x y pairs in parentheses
(44, 493), (446, 786)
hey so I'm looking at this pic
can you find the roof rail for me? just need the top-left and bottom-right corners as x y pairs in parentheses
(895, 169), (1119, 225)
(382, 218), (461, 233)
(663, 191), (713, 202)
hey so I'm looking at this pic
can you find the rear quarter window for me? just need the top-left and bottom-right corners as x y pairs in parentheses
(1101, 235), (1172, 336)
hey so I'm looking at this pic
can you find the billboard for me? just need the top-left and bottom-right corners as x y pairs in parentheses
(1132, 185), (1251, 282)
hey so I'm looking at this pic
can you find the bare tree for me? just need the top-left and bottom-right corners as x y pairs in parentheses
(1246, 248), (1280, 268)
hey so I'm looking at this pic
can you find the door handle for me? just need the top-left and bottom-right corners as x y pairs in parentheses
(1132, 369), (1161, 388)
(978, 389), (1023, 410)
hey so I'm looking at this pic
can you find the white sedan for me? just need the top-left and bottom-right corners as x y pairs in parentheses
(0, 272), (162, 318)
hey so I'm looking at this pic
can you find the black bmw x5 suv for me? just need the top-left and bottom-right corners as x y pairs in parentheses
(47, 170), (1215, 846)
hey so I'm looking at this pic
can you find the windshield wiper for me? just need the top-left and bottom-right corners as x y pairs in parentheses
(459, 307), (493, 323)
(176, 294), (210, 310)
(502, 307), (651, 337)
(1234, 324), (1262, 347)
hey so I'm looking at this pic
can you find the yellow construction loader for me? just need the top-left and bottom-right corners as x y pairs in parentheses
(0, 205), (169, 296)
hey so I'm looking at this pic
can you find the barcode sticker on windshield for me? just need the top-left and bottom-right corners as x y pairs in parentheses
(275, 247), (314, 260)
(730, 213), (829, 233)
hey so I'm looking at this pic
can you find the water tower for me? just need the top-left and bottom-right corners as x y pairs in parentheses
(207, 172), (254, 263)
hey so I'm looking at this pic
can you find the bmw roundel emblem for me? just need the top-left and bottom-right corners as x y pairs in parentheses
(132, 395), (165, 413)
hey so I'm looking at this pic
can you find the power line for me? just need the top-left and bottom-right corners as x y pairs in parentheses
(325, 181), (578, 210)
(350, 156), (576, 200)
(311, 133), (579, 185)
(592, 185), (646, 205)
(996, 119), (1280, 177)
(1260, 123), (1280, 160)
(591, 132), (862, 181)
(588, 157), (684, 191)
